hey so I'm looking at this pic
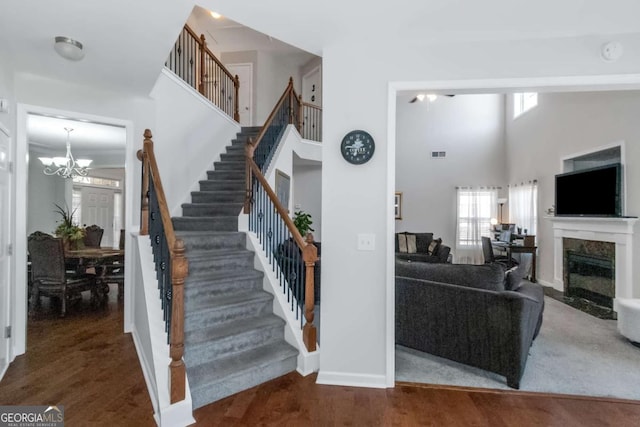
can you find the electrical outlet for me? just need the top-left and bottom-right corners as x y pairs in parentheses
(357, 233), (375, 251)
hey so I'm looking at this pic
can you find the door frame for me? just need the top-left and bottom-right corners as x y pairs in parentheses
(226, 63), (253, 126)
(0, 123), (11, 379)
(13, 104), (134, 359)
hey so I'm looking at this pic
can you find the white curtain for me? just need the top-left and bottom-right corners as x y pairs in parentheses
(508, 181), (538, 235)
(455, 187), (498, 264)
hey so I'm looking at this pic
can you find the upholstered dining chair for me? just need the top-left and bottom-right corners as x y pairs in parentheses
(83, 225), (104, 248)
(28, 231), (97, 317)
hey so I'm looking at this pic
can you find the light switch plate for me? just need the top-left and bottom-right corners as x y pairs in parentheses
(0, 99), (8, 113)
(357, 233), (375, 251)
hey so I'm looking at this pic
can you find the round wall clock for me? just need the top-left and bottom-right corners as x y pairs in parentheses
(340, 130), (375, 165)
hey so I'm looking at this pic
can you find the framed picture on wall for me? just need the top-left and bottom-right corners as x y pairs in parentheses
(395, 192), (403, 220)
(275, 169), (291, 212)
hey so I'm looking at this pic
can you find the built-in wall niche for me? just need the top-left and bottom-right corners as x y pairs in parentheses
(562, 144), (622, 173)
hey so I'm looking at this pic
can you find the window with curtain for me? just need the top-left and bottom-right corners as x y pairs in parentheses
(456, 187), (498, 264)
(508, 180), (538, 235)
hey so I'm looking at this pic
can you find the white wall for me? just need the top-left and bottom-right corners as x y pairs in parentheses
(26, 152), (67, 235)
(150, 70), (240, 215)
(505, 90), (640, 289)
(395, 94), (506, 247)
(293, 162), (322, 241)
(318, 32), (640, 388)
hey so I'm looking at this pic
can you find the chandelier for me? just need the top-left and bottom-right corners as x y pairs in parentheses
(39, 127), (92, 179)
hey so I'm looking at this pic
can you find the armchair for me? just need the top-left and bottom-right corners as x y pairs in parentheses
(28, 231), (98, 317)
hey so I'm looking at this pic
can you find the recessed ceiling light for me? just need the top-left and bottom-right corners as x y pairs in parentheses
(210, 11), (222, 19)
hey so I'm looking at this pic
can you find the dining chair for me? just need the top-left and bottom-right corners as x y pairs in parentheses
(83, 224), (104, 248)
(481, 236), (517, 267)
(28, 231), (98, 317)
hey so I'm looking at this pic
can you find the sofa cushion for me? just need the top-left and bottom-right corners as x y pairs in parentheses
(414, 233), (433, 253)
(427, 239), (440, 255)
(396, 259), (505, 291)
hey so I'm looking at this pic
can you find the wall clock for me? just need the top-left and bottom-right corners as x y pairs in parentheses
(340, 130), (375, 165)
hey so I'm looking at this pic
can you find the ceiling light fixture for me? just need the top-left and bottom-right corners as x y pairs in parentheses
(54, 36), (85, 61)
(210, 11), (222, 19)
(39, 128), (92, 179)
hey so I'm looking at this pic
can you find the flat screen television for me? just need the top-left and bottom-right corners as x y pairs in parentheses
(555, 163), (622, 217)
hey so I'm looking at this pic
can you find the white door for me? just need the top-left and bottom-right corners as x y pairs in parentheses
(0, 125), (11, 378)
(302, 66), (322, 107)
(81, 187), (114, 248)
(227, 63), (253, 126)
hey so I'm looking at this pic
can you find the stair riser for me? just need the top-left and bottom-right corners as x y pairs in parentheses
(200, 178), (244, 190)
(184, 299), (272, 332)
(178, 233), (246, 252)
(172, 217), (237, 232)
(184, 324), (284, 363)
(192, 189), (244, 202)
(220, 153), (245, 163)
(213, 161), (245, 171)
(190, 354), (297, 409)
(182, 204), (243, 217)
(184, 277), (263, 299)
(188, 253), (255, 274)
(204, 171), (245, 181)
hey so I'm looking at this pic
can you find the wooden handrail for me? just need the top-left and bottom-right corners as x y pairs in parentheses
(138, 129), (188, 403)
(246, 156), (317, 351)
(252, 77), (296, 151)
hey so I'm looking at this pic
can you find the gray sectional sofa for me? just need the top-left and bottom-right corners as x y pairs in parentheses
(395, 258), (544, 388)
(395, 232), (451, 263)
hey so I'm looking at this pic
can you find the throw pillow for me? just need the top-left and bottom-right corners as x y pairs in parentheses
(505, 265), (526, 291)
(427, 238), (442, 255)
(398, 233), (408, 253)
(406, 234), (417, 253)
(414, 233), (434, 253)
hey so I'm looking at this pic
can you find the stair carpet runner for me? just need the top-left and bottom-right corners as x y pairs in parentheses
(172, 127), (298, 409)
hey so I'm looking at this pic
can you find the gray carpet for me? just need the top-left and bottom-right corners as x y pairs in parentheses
(396, 296), (640, 400)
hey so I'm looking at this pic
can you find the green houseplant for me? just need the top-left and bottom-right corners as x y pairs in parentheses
(53, 203), (85, 250)
(292, 210), (314, 238)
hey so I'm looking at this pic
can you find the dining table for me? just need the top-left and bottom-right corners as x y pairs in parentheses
(65, 247), (125, 302)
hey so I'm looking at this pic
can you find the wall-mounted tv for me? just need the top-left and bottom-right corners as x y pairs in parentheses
(555, 163), (622, 217)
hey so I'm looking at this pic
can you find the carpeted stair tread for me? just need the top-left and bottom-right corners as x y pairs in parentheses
(181, 202), (244, 216)
(172, 216), (238, 231)
(184, 314), (284, 347)
(188, 341), (298, 408)
(190, 190), (245, 203)
(184, 269), (263, 294)
(185, 289), (273, 313)
(175, 231), (246, 251)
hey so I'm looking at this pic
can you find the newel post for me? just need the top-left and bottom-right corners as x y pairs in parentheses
(198, 34), (206, 96)
(302, 233), (318, 352)
(234, 74), (240, 123)
(244, 139), (255, 214)
(169, 238), (188, 403)
(297, 93), (304, 134)
(138, 129), (152, 236)
(288, 76), (295, 125)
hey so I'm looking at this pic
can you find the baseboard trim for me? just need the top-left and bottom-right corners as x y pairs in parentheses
(396, 381), (640, 405)
(316, 371), (389, 388)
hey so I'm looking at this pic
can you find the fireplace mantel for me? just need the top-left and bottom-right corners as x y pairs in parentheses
(548, 216), (638, 308)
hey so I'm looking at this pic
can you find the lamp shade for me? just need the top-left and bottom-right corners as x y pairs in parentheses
(54, 36), (85, 61)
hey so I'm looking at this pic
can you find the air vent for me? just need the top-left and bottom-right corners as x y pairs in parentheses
(431, 151), (446, 159)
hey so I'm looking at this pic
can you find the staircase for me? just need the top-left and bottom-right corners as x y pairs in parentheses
(172, 127), (298, 409)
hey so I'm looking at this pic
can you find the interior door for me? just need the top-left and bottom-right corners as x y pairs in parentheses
(0, 125), (11, 378)
(226, 63), (253, 126)
(81, 187), (114, 248)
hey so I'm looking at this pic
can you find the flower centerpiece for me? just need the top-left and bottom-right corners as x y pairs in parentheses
(53, 203), (85, 250)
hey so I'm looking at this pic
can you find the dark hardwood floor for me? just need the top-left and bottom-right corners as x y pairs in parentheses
(2, 285), (639, 426)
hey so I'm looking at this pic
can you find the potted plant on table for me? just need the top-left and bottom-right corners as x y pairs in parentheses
(53, 203), (85, 251)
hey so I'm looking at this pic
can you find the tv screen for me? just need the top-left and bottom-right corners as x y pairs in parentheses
(555, 163), (622, 217)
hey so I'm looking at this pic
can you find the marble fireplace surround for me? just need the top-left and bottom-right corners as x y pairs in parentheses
(550, 216), (638, 311)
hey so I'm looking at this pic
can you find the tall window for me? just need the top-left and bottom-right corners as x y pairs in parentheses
(456, 187), (498, 264)
(509, 181), (538, 235)
(513, 92), (538, 118)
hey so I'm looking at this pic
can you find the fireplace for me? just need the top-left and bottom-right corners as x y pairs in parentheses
(566, 250), (615, 308)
